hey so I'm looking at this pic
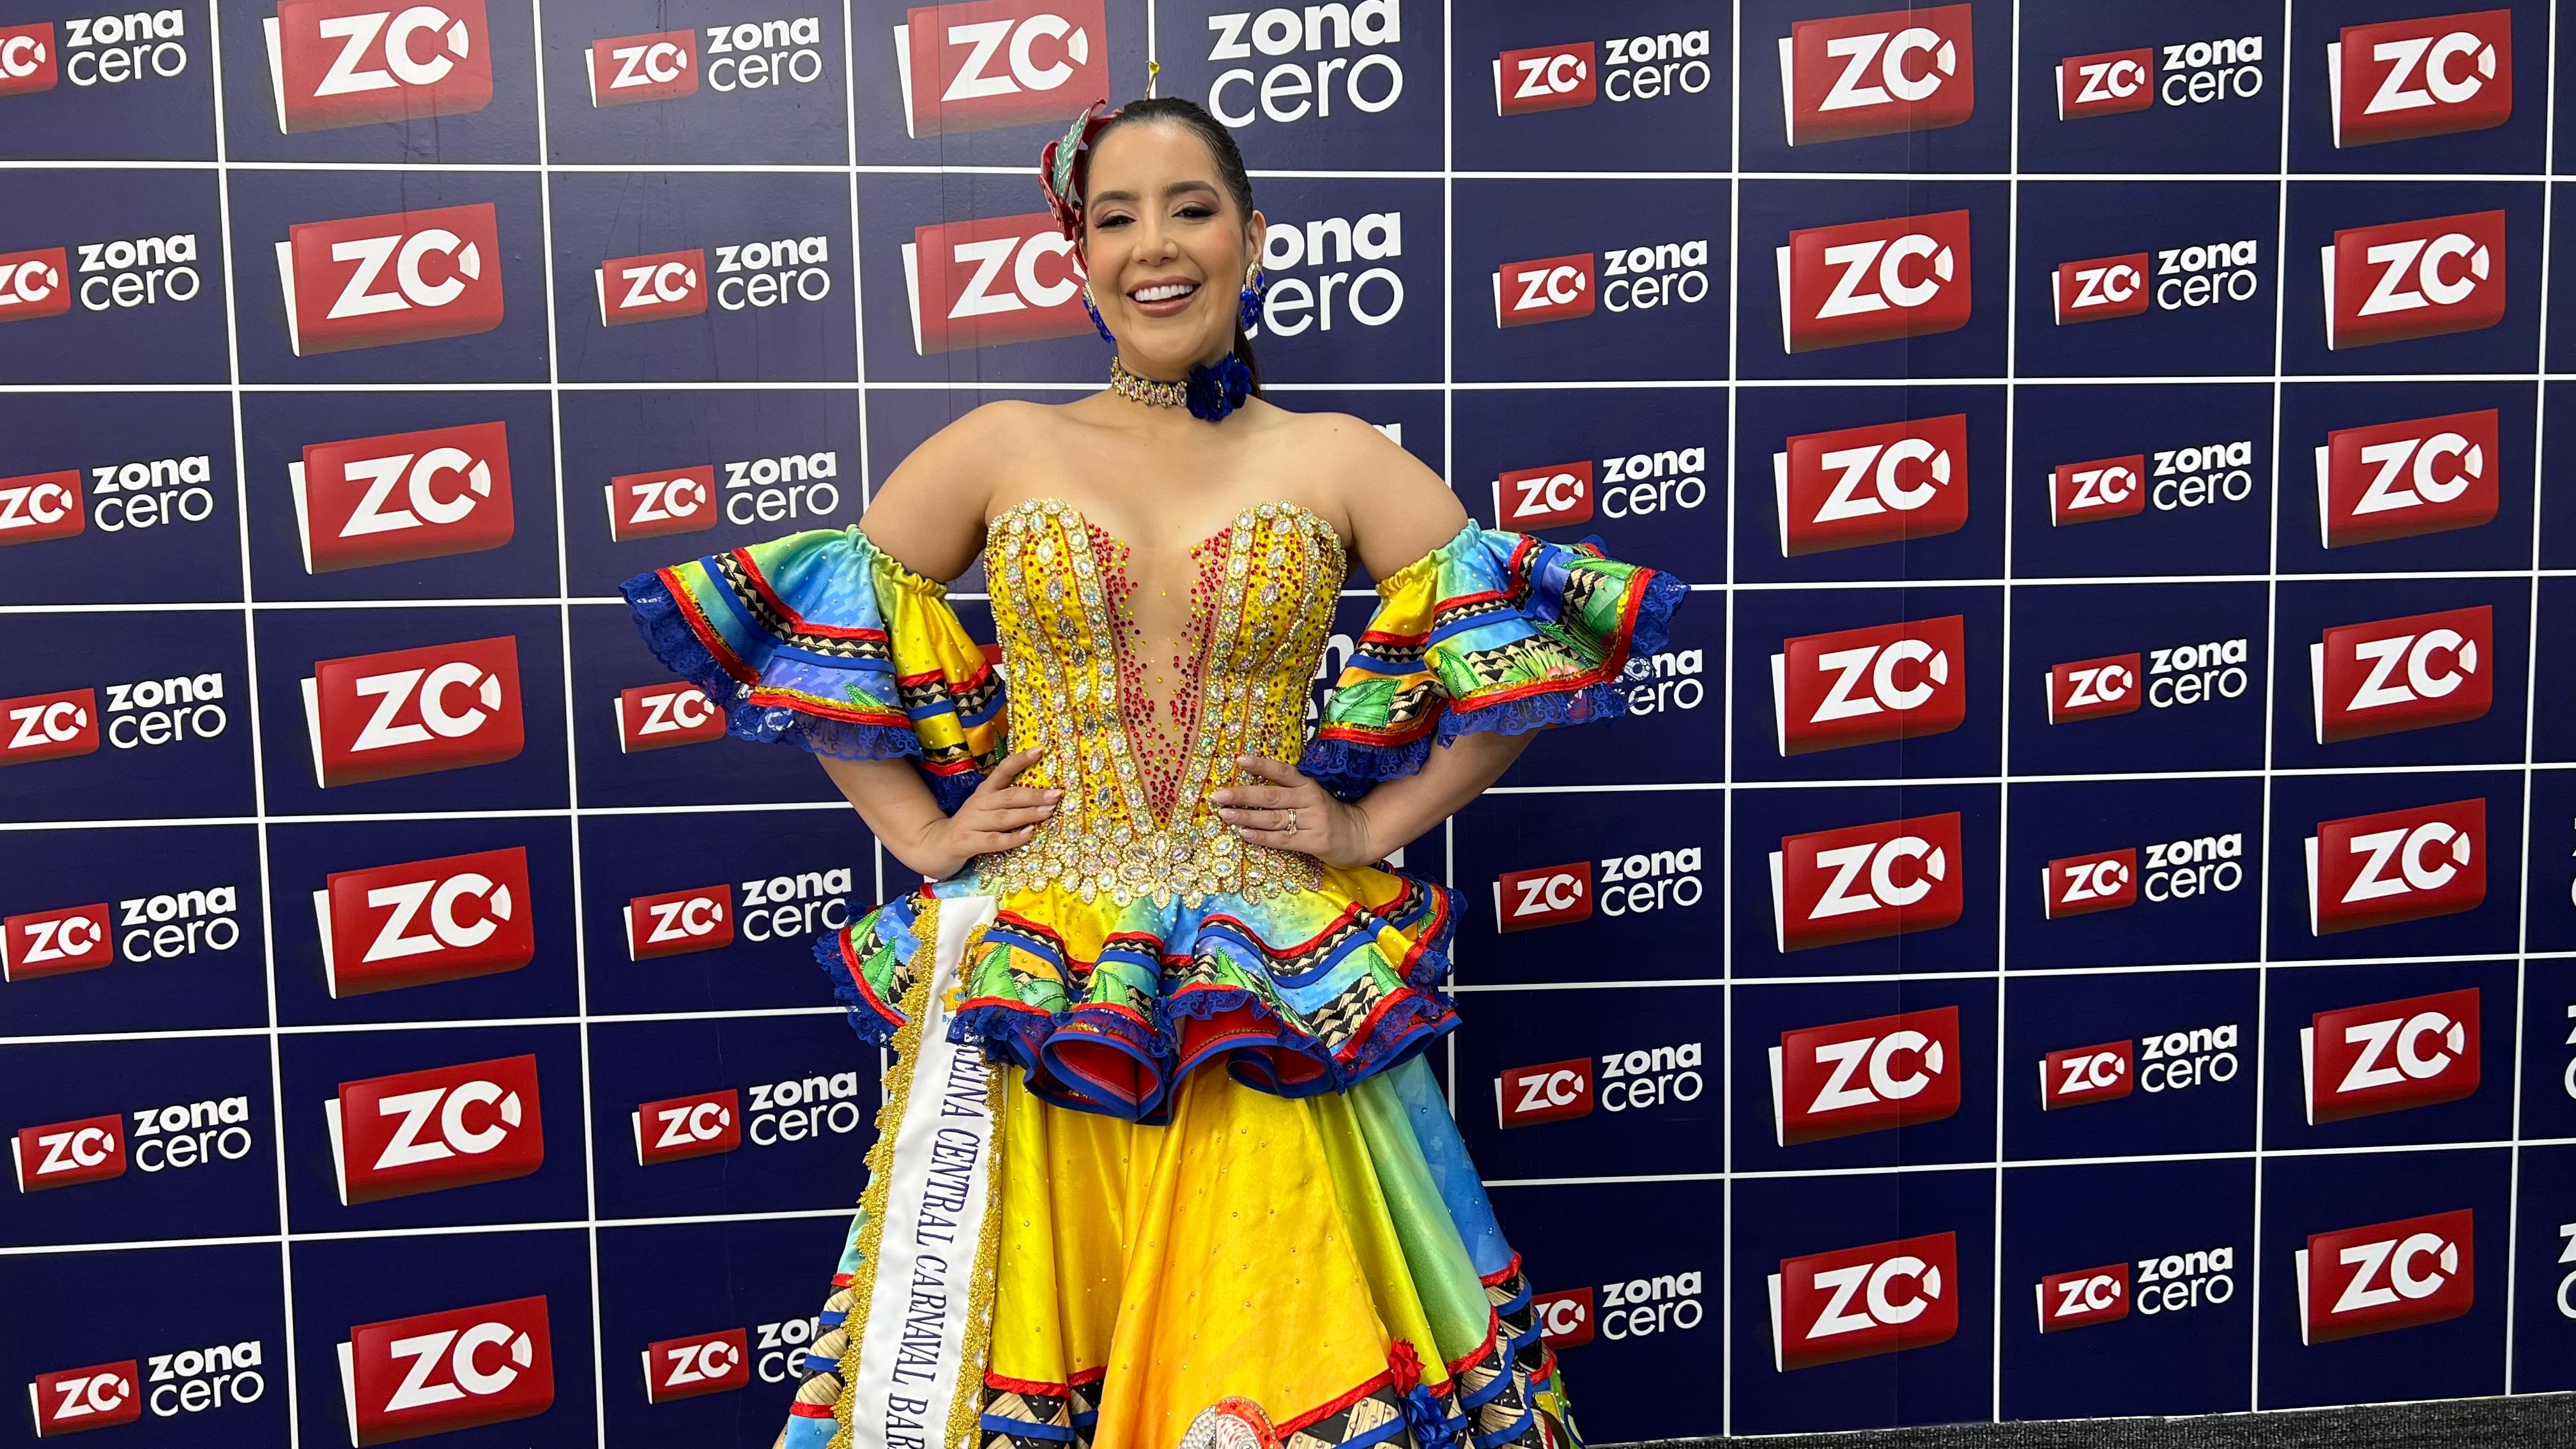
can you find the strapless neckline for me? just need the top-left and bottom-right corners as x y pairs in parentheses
(984, 495), (1347, 560)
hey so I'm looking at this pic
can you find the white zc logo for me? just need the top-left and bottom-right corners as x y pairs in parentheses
(370, 1078), (523, 1170)
(19, 913), (104, 964)
(2064, 463), (2138, 510)
(47, 1370), (132, 1423)
(940, 13), (1085, 100)
(2069, 261), (2143, 309)
(2056, 1049), (2127, 1096)
(1811, 638), (1948, 722)
(2342, 821), (2471, 903)
(617, 259), (697, 308)
(2345, 629), (2476, 711)
(327, 229), (482, 319)
(8, 698), (89, 748)
(0, 475), (77, 532)
(1812, 438), (1948, 522)
(2060, 662), (2135, 710)
(2052, 1272), (2124, 1318)
(1508, 870), (1585, 917)
(337, 448), (493, 537)
(637, 689), (716, 735)
(365, 872), (510, 963)
(351, 664), (502, 752)
(0, 32), (48, 80)
(2364, 31), (2496, 116)
(662, 1337), (739, 1386)
(1511, 51), (1584, 100)
(2357, 233), (2488, 318)
(652, 1099), (731, 1148)
(2073, 56), (2146, 103)
(1805, 1031), (1942, 1113)
(1816, 234), (1953, 318)
(2337, 1010), (2467, 1092)
(1819, 27), (1956, 112)
(0, 256), (63, 308)
(1512, 1067), (1586, 1115)
(2354, 433), (2480, 516)
(625, 474), (707, 523)
(2333, 1232), (2458, 1313)
(33, 1124), (117, 1176)
(1807, 1255), (1940, 1337)
(608, 40), (688, 88)
(1810, 836), (1945, 919)
(1513, 264), (1587, 312)
(947, 233), (1078, 319)
(646, 895), (726, 942)
(383, 1321), (533, 1411)
(314, 6), (470, 96)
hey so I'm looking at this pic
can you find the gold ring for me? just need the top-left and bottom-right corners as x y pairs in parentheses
(1285, 809), (1298, 833)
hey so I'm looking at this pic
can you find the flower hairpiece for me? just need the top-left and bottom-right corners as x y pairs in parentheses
(1038, 99), (1116, 240)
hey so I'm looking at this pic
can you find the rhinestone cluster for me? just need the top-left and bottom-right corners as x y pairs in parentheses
(1107, 354), (1190, 409)
(972, 495), (1347, 907)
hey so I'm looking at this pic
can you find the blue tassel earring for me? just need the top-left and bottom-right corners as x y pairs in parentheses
(1081, 284), (1115, 344)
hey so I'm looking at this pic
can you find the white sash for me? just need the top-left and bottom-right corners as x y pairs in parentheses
(845, 891), (1003, 1449)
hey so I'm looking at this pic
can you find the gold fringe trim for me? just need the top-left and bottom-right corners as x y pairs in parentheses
(829, 895), (942, 1449)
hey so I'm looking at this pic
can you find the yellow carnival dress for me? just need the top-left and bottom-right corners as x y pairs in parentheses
(624, 494), (1686, 1449)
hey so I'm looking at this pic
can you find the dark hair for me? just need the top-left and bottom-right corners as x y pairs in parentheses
(1085, 96), (1262, 395)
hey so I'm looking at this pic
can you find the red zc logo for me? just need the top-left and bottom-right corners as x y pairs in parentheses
(642, 1328), (749, 1403)
(902, 210), (1085, 353)
(625, 883), (734, 960)
(2314, 409), (2499, 549)
(3, 901), (114, 982)
(2321, 210), (2506, 350)
(1495, 859), (1591, 933)
(1772, 615), (1967, 755)
(617, 682), (724, 753)
(2053, 251), (2150, 325)
(317, 846), (535, 998)
(302, 635), (526, 788)
(895, 0), (1107, 137)
(2311, 604), (2492, 744)
(1494, 252), (1595, 328)
(1770, 813), (1965, 953)
(277, 203), (505, 355)
(587, 28), (697, 107)
(2039, 1038), (2135, 1109)
(1496, 1057), (1593, 1129)
(1494, 459), (1593, 530)
(12, 1112), (125, 1192)
(2298, 1209), (2474, 1344)
(27, 1360), (142, 1436)
(596, 248), (707, 326)
(1777, 210), (1972, 352)
(1496, 42), (1593, 116)
(606, 464), (719, 542)
(339, 1295), (555, 1445)
(1771, 1232), (1959, 1370)
(632, 1087), (742, 1165)
(0, 23), (59, 96)
(2330, 10), (2511, 148)
(2036, 1262), (2131, 1332)
(2050, 453), (2147, 526)
(292, 421), (514, 574)
(0, 246), (72, 323)
(264, 0), (493, 134)
(1769, 1006), (1961, 1145)
(2306, 797), (2486, 935)
(1529, 1287), (1594, 1349)
(2046, 652), (2143, 725)
(0, 687), (100, 767)
(2055, 47), (2154, 119)
(1778, 4), (1974, 146)
(1774, 413), (1968, 556)
(326, 1053), (544, 1204)
(0, 468), (84, 547)
(2043, 849), (2139, 921)
(2303, 987), (2480, 1124)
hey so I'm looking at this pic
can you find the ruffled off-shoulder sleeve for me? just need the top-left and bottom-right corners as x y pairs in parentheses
(1299, 523), (1688, 801)
(620, 527), (1007, 811)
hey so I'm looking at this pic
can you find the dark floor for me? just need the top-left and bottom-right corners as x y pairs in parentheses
(1613, 1395), (2576, 1448)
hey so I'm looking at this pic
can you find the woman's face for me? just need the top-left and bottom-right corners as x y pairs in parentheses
(1080, 119), (1262, 378)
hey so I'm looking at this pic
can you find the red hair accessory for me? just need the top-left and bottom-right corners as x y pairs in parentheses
(1038, 99), (1117, 240)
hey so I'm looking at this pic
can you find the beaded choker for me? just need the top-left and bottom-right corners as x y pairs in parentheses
(1108, 353), (1254, 423)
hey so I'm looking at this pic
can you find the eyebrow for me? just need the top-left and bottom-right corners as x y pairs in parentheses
(1088, 180), (1222, 206)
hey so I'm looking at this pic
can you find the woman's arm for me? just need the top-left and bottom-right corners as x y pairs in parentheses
(825, 403), (1060, 881)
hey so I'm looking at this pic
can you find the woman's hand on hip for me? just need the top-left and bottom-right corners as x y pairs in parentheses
(911, 746), (1056, 880)
(1214, 755), (1377, 870)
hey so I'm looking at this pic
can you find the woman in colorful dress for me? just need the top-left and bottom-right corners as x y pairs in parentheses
(622, 95), (1687, 1449)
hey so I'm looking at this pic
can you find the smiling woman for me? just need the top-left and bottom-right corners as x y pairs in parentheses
(620, 91), (1687, 1449)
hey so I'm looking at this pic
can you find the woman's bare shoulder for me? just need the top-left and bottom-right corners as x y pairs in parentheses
(861, 400), (1076, 578)
(1259, 405), (1467, 577)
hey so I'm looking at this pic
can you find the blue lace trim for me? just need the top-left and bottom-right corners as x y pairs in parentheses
(622, 569), (986, 813)
(1296, 564), (1687, 802)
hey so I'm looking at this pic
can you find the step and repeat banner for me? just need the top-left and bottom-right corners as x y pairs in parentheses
(8, 0), (2576, 1443)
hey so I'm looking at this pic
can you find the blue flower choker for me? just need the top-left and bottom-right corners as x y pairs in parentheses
(1108, 353), (1251, 423)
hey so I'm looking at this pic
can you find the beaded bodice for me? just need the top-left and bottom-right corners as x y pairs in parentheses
(972, 494), (1348, 907)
